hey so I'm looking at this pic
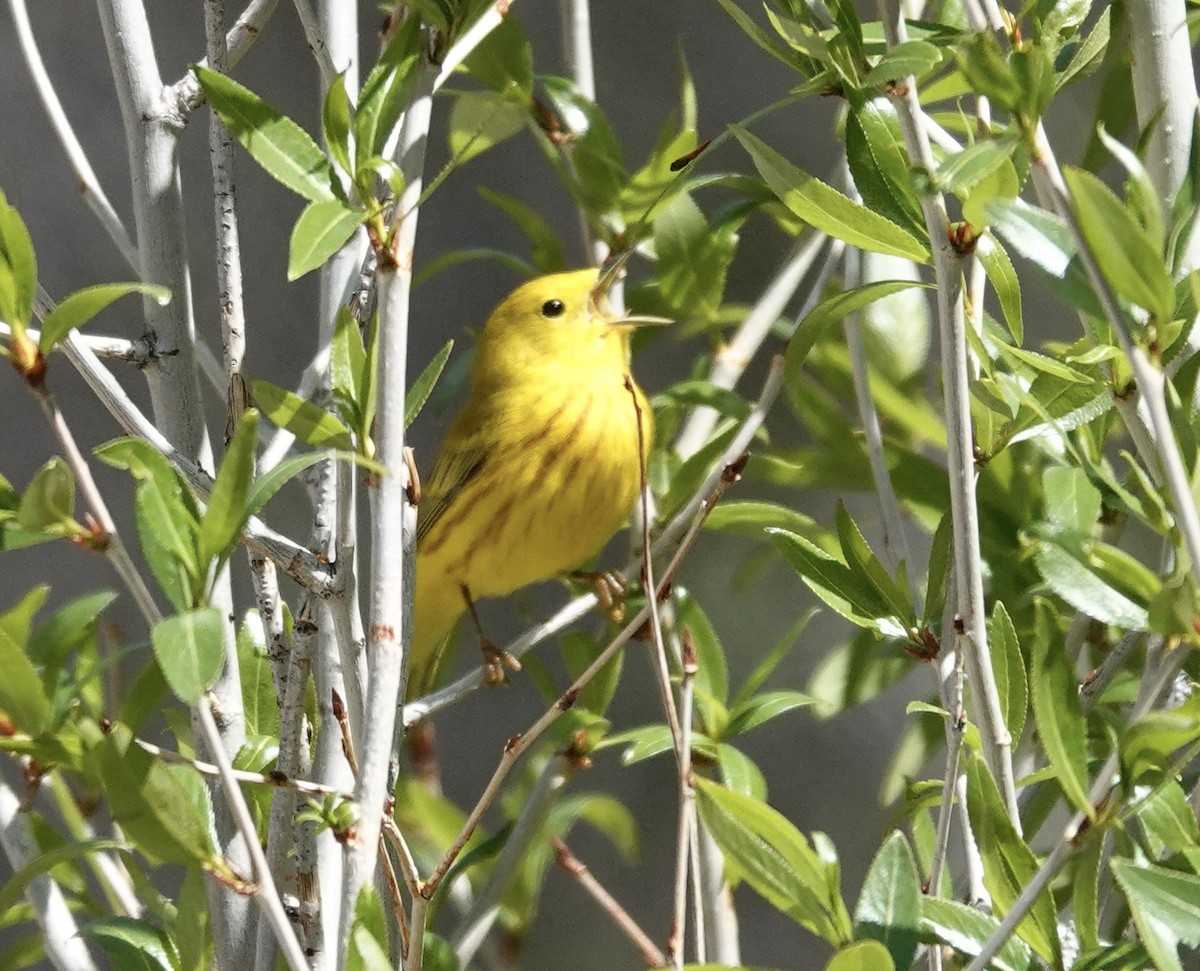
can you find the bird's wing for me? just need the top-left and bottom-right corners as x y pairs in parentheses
(415, 425), (491, 548)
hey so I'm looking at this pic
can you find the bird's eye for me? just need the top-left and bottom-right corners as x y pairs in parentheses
(541, 298), (565, 318)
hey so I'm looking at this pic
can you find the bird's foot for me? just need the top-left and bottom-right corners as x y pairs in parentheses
(480, 637), (522, 686)
(568, 570), (629, 623)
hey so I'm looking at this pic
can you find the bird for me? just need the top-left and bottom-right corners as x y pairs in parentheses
(407, 266), (664, 695)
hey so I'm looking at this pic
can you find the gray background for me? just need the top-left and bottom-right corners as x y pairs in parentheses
(0, 1), (1092, 967)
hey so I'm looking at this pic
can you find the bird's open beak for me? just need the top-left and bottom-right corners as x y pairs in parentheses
(589, 252), (673, 330)
(607, 313), (673, 332)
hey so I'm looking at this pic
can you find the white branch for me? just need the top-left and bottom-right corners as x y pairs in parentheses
(8, 0), (139, 270)
(878, 0), (1019, 824)
(338, 61), (435, 958)
(675, 229), (823, 459)
(0, 765), (100, 971)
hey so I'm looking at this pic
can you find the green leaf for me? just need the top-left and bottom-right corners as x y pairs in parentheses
(98, 726), (214, 864)
(539, 75), (626, 220)
(331, 307), (365, 425)
(986, 198), (1076, 278)
(322, 71), (354, 177)
(237, 616), (279, 738)
(964, 752), (1062, 965)
(1121, 695), (1200, 785)
(865, 40), (941, 85)
(937, 137), (1018, 197)
(735, 127), (928, 262)
(29, 590), (117, 668)
(1033, 540), (1149, 628)
(853, 832), (920, 971)
(920, 897), (1035, 971)
(695, 777), (852, 946)
(447, 91), (525, 165)
(195, 66), (338, 203)
(677, 592), (729, 714)
(922, 513), (951, 627)
(463, 13), (533, 99)
(770, 528), (904, 635)
(1056, 6), (1111, 90)
(835, 501), (916, 629)
(81, 917), (176, 971)
(988, 601), (1027, 747)
(1029, 599), (1091, 817)
(152, 608), (225, 705)
(845, 101), (925, 241)
(1042, 465), (1101, 537)
(1111, 859), (1200, 971)
(288, 199), (363, 281)
(478, 188), (565, 274)
(1063, 165), (1173, 322)
(825, 941), (895, 971)
(17, 457), (76, 535)
(717, 743), (767, 800)
(0, 838), (127, 920)
(976, 236), (1023, 343)
(714, 0), (802, 71)
(0, 595), (52, 736)
(654, 191), (737, 324)
(726, 691), (815, 737)
(786, 280), (930, 387)
(406, 339), (454, 428)
(38, 284), (171, 353)
(0, 190), (36, 328)
(200, 410), (259, 567)
(253, 380), (355, 450)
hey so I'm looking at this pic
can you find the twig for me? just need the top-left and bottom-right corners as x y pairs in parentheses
(675, 229), (824, 458)
(559, 0), (601, 262)
(0, 763), (100, 971)
(50, 329), (333, 594)
(383, 818), (421, 897)
(168, 0), (283, 116)
(668, 633), (699, 969)
(197, 701), (312, 971)
(452, 758), (568, 966)
(840, 243), (920, 606)
(965, 648), (1188, 971)
(695, 823), (739, 965)
(878, 0), (1019, 825)
(7, 0), (139, 270)
(405, 356), (786, 726)
(404, 895), (429, 971)
(255, 611), (316, 971)
(420, 449), (748, 901)
(1127, 0), (1199, 271)
(552, 837), (667, 968)
(131, 735), (343, 798)
(30, 389), (161, 625)
(290, 0), (337, 84)
(338, 58), (435, 955)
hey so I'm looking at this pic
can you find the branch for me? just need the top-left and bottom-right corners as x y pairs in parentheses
(674, 228), (824, 458)
(338, 58), (436, 954)
(8, 0), (139, 270)
(451, 758), (568, 966)
(420, 449), (748, 901)
(50, 328), (333, 594)
(168, 0), (283, 117)
(404, 355), (786, 726)
(552, 837), (667, 968)
(0, 763), (100, 971)
(877, 0), (1019, 825)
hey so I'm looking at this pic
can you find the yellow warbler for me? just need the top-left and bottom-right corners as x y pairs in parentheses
(409, 268), (659, 694)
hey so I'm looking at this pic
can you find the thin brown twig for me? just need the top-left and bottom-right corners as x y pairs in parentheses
(552, 837), (667, 968)
(420, 451), (749, 900)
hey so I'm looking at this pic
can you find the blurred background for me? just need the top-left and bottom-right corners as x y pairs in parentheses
(0, 1), (1105, 967)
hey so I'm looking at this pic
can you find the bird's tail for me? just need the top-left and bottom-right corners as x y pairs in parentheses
(406, 572), (465, 700)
